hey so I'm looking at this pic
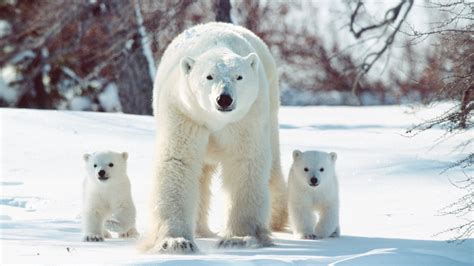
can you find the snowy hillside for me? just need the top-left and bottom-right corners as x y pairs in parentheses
(1, 106), (472, 265)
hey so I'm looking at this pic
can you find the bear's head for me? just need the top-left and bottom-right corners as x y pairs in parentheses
(180, 49), (260, 127)
(292, 150), (337, 188)
(83, 151), (128, 183)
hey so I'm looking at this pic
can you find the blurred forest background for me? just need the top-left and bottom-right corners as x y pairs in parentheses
(0, 0), (472, 117)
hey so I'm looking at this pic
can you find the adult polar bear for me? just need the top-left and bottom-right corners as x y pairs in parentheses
(143, 22), (287, 253)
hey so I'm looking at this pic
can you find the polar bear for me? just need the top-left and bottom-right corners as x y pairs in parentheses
(82, 151), (138, 242)
(142, 22), (287, 253)
(288, 150), (340, 239)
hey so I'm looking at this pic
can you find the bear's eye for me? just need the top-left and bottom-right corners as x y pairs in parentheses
(206, 75), (213, 80)
(237, 75), (243, 80)
(304, 167), (308, 172)
(109, 163), (114, 167)
(93, 164), (97, 168)
(320, 168), (324, 172)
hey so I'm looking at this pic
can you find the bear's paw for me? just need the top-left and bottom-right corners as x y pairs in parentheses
(301, 234), (318, 240)
(217, 236), (274, 249)
(103, 230), (112, 239)
(119, 228), (139, 239)
(83, 234), (104, 242)
(156, 237), (197, 254)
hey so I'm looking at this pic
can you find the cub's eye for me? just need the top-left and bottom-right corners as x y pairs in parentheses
(320, 168), (324, 172)
(109, 163), (114, 167)
(206, 75), (213, 80)
(93, 164), (97, 168)
(304, 167), (308, 172)
(237, 75), (243, 80)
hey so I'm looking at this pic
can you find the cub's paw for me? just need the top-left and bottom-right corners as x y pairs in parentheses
(157, 237), (197, 254)
(119, 227), (139, 239)
(300, 234), (318, 240)
(103, 230), (112, 239)
(217, 236), (273, 249)
(330, 226), (340, 238)
(83, 234), (104, 242)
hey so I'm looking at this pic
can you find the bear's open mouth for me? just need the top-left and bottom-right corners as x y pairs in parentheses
(309, 183), (319, 187)
(98, 176), (109, 181)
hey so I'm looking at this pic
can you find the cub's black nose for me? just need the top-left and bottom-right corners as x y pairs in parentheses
(310, 177), (319, 185)
(98, 170), (106, 177)
(216, 94), (233, 109)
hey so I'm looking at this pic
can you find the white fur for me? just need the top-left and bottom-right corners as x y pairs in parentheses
(82, 151), (138, 242)
(143, 22), (287, 253)
(288, 150), (340, 239)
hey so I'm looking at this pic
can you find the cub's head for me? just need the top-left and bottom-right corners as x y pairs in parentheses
(180, 50), (260, 126)
(83, 151), (128, 183)
(291, 150), (337, 188)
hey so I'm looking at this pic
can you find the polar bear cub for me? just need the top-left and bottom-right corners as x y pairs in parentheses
(288, 150), (340, 239)
(82, 151), (138, 242)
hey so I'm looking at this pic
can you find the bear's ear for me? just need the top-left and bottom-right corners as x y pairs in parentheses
(83, 153), (90, 162)
(122, 152), (128, 161)
(330, 152), (337, 162)
(292, 150), (302, 161)
(244, 53), (259, 73)
(180, 56), (195, 75)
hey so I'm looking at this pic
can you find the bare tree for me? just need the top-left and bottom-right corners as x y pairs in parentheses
(214, 0), (232, 23)
(349, 0), (473, 242)
(435, 174), (473, 243)
(0, 0), (211, 114)
(1, 0), (152, 112)
(115, 0), (154, 115)
(349, 0), (414, 95)
(233, 1), (370, 105)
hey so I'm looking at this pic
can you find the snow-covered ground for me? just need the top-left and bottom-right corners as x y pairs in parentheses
(1, 105), (472, 265)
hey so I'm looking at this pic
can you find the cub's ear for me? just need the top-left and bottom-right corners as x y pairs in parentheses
(83, 153), (90, 162)
(180, 56), (195, 75)
(244, 53), (259, 73)
(122, 152), (128, 161)
(330, 152), (337, 162)
(292, 150), (302, 161)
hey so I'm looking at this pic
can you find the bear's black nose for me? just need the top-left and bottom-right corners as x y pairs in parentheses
(216, 94), (233, 109)
(310, 177), (318, 185)
(98, 170), (106, 177)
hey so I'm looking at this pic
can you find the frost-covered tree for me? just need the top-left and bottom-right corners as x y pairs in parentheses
(214, 0), (232, 23)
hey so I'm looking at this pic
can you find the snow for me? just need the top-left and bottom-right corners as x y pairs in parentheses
(0, 66), (19, 104)
(1, 105), (473, 265)
(0, 20), (11, 38)
(70, 96), (93, 111)
(10, 50), (36, 64)
(98, 83), (122, 112)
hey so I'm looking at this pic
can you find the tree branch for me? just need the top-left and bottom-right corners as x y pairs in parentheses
(350, 0), (414, 97)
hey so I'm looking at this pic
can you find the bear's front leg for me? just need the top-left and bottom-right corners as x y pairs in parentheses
(218, 141), (273, 248)
(106, 205), (139, 239)
(82, 209), (106, 242)
(143, 118), (209, 254)
(288, 198), (317, 240)
(315, 204), (340, 239)
(195, 164), (217, 238)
